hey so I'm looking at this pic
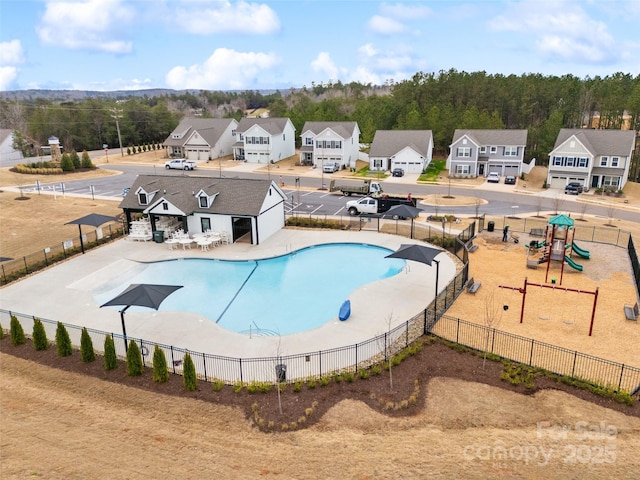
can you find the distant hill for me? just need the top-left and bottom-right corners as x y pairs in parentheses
(0, 88), (289, 102)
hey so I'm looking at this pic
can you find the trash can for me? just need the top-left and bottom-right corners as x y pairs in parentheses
(487, 221), (495, 232)
(153, 230), (164, 243)
(275, 364), (286, 382)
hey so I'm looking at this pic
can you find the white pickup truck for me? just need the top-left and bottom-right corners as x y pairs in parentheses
(165, 158), (197, 170)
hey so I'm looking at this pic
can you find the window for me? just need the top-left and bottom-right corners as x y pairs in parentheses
(231, 129), (236, 136)
(578, 158), (589, 168)
(162, 202), (168, 211)
(457, 147), (471, 157)
(504, 147), (518, 156)
(552, 156), (563, 166)
(490, 146), (497, 154)
(138, 192), (147, 205)
(479, 146), (486, 153)
(283, 133), (285, 141)
(239, 134), (244, 141)
(199, 196), (208, 208)
(373, 159), (383, 168)
(305, 137), (313, 145)
(611, 157), (619, 167)
(455, 165), (470, 174)
(600, 156), (608, 167)
(201, 218), (211, 232)
(565, 157), (575, 167)
(602, 176), (620, 188)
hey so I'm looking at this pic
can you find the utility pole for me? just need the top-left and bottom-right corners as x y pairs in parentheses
(110, 107), (124, 156)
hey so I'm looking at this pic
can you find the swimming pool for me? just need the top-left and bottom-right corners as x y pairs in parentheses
(95, 243), (406, 335)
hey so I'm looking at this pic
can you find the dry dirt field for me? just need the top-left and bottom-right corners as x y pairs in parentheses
(2, 154), (640, 478)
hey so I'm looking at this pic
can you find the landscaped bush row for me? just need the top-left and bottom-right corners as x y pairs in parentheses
(126, 144), (163, 155)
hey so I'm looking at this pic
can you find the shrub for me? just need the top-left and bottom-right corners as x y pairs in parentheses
(60, 153), (75, 172)
(70, 150), (81, 169)
(126, 341), (143, 376)
(152, 345), (169, 383)
(127, 147), (131, 155)
(55, 322), (72, 357)
(10, 315), (26, 346)
(211, 378), (225, 392)
(104, 335), (117, 370)
(0, 321), (4, 340)
(81, 150), (95, 169)
(32, 318), (49, 351)
(233, 381), (245, 393)
(358, 369), (370, 380)
(80, 328), (96, 363)
(306, 377), (316, 389)
(292, 380), (304, 392)
(183, 352), (197, 391)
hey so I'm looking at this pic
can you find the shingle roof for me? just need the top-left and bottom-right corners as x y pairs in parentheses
(163, 118), (236, 147)
(553, 128), (636, 156)
(451, 129), (528, 146)
(236, 117), (291, 135)
(301, 121), (359, 139)
(369, 130), (433, 157)
(119, 175), (278, 216)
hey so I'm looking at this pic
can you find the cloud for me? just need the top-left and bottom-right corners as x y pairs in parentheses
(379, 3), (431, 19)
(0, 40), (25, 65)
(344, 43), (425, 85)
(0, 66), (19, 91)
(311, 52), (340, 81)
(488, 0), (618, 64)
(165, 48), (280, 89)
(369, 2), (431, 35)
(173, 0), (280, 35)
(36, 0), (134, 53)
(368, 15), (406, 35)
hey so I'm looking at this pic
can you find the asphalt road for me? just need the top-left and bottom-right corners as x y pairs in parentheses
(9, 162), (639, 222)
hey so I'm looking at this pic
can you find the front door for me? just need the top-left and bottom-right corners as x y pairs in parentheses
(478, 164), (485, 175)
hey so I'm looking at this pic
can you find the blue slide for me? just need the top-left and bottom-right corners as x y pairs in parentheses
(572, 242), (591, 259)
(565, 256), (584, 271)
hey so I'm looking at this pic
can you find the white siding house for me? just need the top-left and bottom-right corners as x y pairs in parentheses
(299, 121), (361, 170)
(546, 129), (636, 191)
(368, 130), (433, 174)
(232, 118), (296, 164)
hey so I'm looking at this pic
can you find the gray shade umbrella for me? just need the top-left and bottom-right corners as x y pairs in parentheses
(100, 283), (183, 351)
(386, 244), (442, 311)
(382, 204), (422, 238)
(65, 213), (118, 254)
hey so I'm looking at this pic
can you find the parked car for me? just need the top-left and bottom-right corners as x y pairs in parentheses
(165, 158), (197, 170)
(323, 162), (340, 173)
(487, 172), (500, 183)
(504, 175), (516, 185)
(392, 168), (404, 177)
(564, 182), (584, 194)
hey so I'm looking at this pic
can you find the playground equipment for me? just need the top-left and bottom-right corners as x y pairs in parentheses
(499, 277), (599, 336)
(523, 214), (590, 285)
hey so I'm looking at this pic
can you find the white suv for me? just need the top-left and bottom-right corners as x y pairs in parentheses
(323, 162), (339, 173)
(487, 172), (500, 183)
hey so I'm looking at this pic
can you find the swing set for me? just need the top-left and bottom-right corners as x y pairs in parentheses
(499, 277), (599, 336)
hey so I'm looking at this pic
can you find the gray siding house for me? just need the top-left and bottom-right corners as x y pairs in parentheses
(446, 129), (528, 178)
(119, 175), (287, 245)
(368, 130), (433, 174)
(163, 118), (238, 162)
(546, 129), (636, 191)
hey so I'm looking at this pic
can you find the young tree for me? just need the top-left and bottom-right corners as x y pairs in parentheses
(473, 196), (483, 219)
(32, 318), (49, 351)
(104, 335), (117, 371)
(80, 150), (94, 169)
(152, 345), (169, 383)
(80, 327), (96, 363)
(550, 193), (566, 215)
(60, 152), (75, 171)
(69, 150), (81, 169)
(482, 290), (503, 369)
(55, 322), (72, 357)
(126, 340), (143, 376)
(183, 352), (197, 391)
(10, 315), (26, 346)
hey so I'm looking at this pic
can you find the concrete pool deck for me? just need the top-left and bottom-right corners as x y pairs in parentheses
(0, 229), (458, 361)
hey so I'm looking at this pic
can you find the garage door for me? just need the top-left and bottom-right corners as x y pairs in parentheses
(504, 165), (519, 176)
(549, 176), (567, 189)
(186, 149), (198, 161)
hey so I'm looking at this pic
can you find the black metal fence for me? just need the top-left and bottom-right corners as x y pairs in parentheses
(0, 224), (124, 286)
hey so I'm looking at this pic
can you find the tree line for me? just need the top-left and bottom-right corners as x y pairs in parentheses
(2, 70), (639, 175)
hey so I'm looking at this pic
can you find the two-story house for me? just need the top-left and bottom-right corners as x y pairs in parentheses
(368, 130), (433, 174)
(299, 121), (361, 170)
(447, 129), (528, 178)
(547, 129), (636, 191)
(232, 118), (296, 164)
(163, 118), (238, 162)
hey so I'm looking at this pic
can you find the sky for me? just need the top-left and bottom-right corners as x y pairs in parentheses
(1, 0), (639, 92)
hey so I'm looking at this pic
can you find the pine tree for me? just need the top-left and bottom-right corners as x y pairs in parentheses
(104, 335), (117, 371)
(10, 315), (26, 346)
(32, 318), (49, 351)
(183, 352), (197, 391)
(152, 345), (169, 383)
(70, 150), (81, 169)
(80, 327), (96, 363)
(55, 321), (72, 357)
(80, 150), (94, 169)
(60, 152), (75, 171)
(126, 340), (143, 376)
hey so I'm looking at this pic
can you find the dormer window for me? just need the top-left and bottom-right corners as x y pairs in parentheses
(199, 195), (209, 208)
(138, 192), (148, 205)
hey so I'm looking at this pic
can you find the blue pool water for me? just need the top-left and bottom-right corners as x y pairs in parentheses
(96, 243), (405, 335)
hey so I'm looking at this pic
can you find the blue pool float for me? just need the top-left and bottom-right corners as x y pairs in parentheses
(339, 300), (351, 321)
